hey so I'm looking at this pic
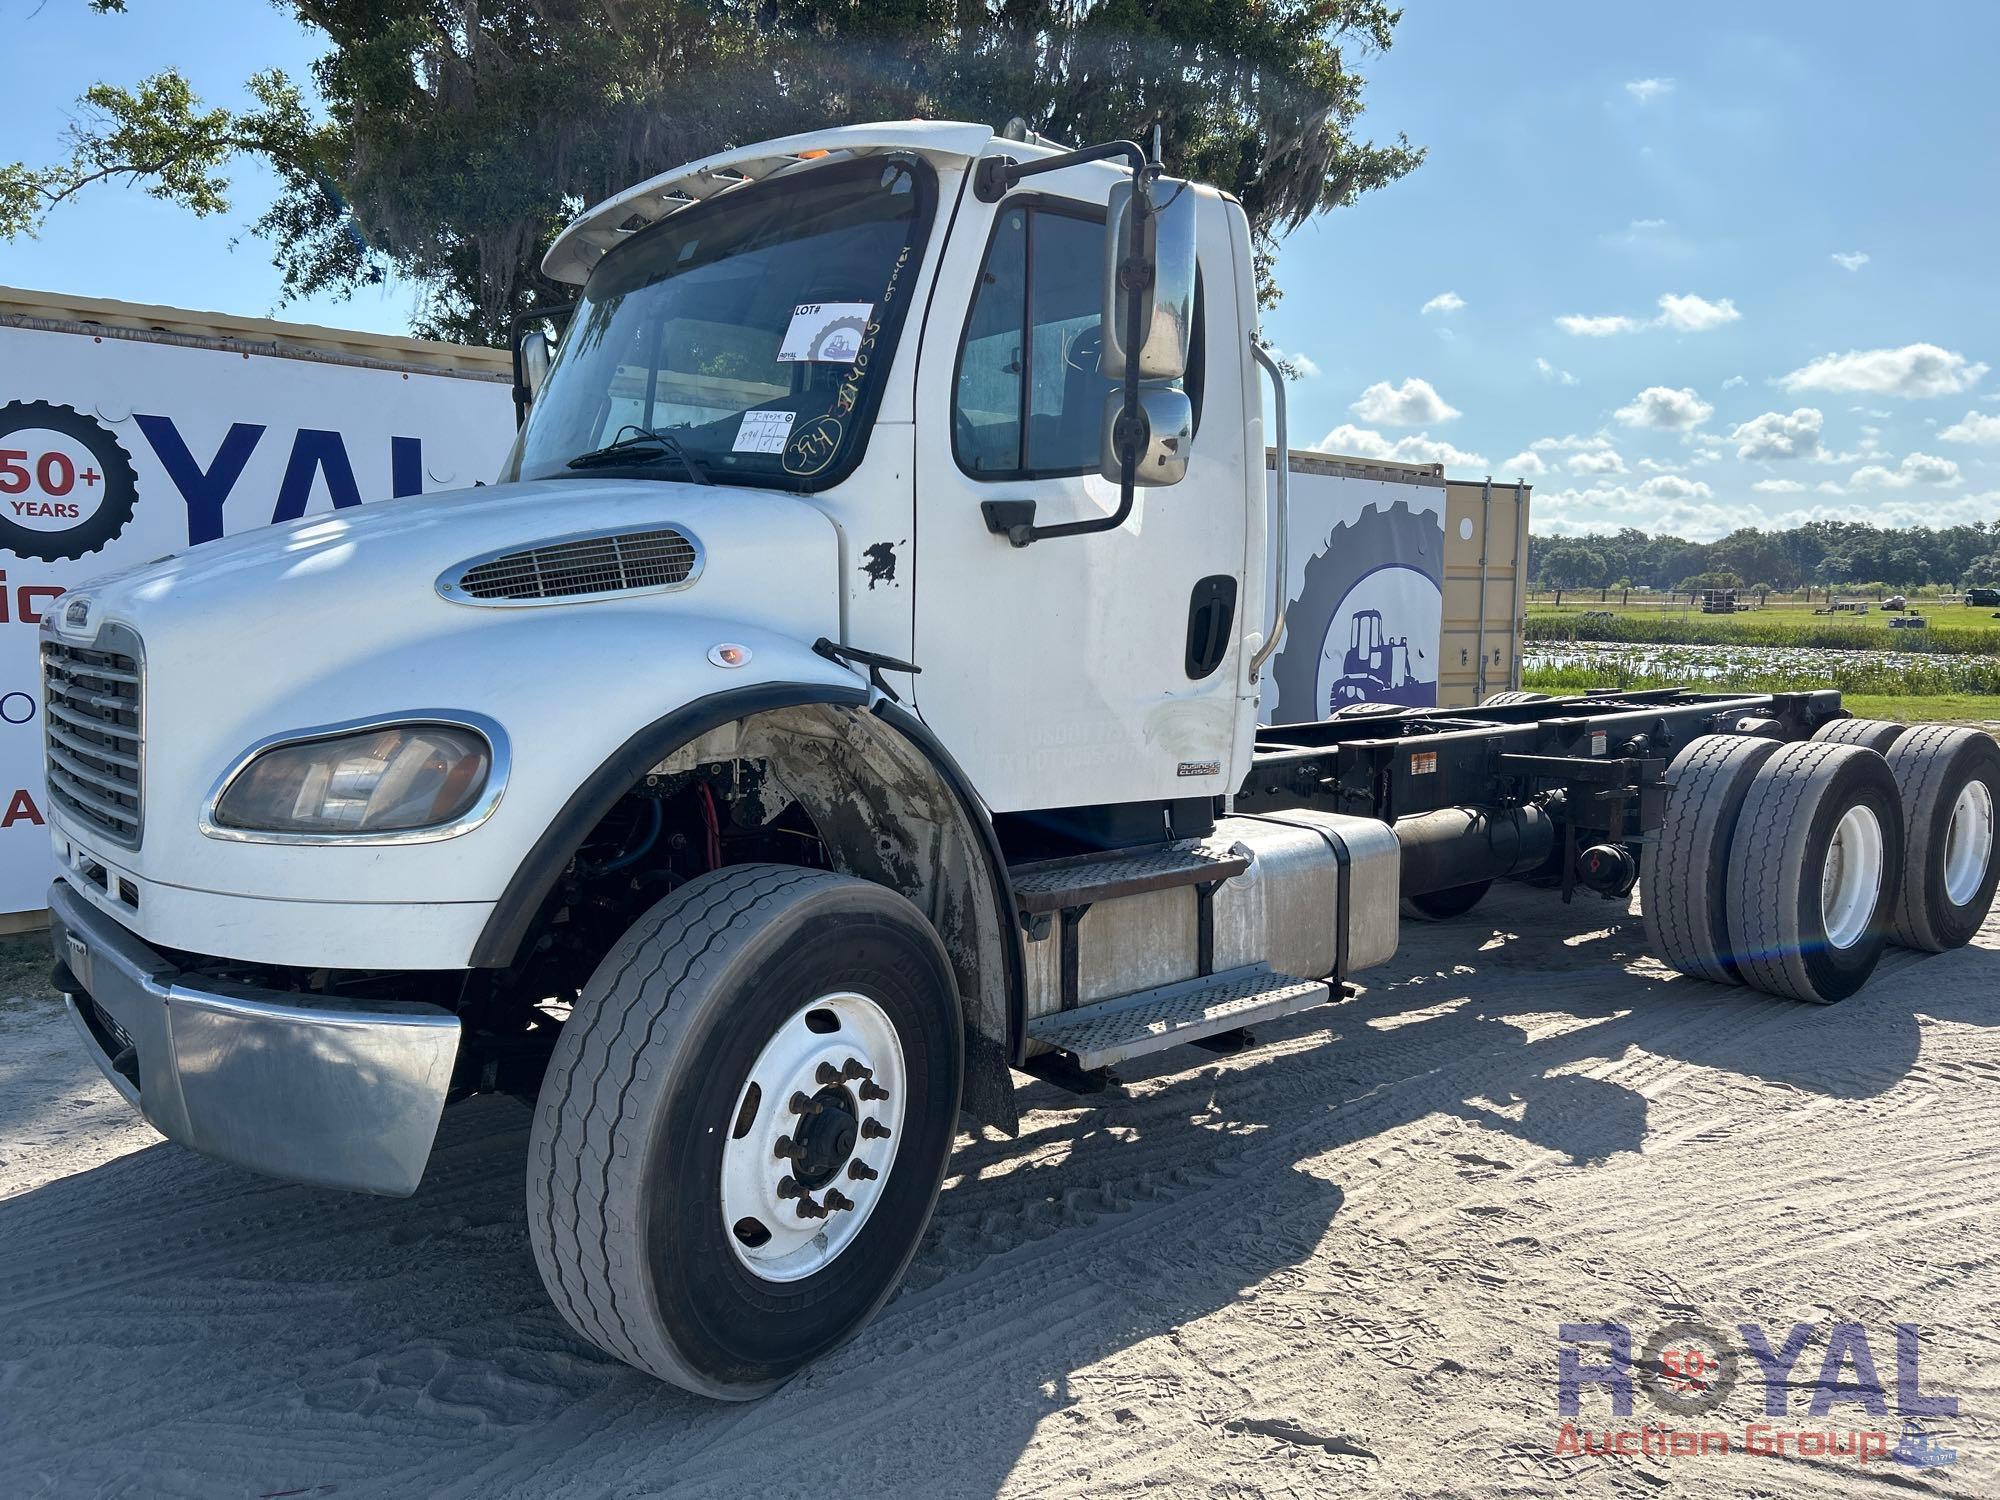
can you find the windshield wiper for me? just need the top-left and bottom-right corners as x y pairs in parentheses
(566, 425), (712, 484)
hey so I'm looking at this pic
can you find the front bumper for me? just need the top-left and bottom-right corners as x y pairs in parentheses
(48, 880), (461, 1196)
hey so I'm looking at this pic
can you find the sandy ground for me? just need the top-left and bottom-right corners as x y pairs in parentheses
(1, 885), (1995, 1499)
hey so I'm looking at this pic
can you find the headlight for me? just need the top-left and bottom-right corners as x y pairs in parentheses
(209, 721), (497, 839)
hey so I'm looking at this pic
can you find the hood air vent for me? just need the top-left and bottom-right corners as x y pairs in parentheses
(440, 525), (702, 606)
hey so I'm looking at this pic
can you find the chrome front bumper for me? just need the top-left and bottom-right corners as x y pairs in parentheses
(48, 880), (461, 1196)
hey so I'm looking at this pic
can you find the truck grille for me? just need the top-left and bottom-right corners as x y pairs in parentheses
(42, 625), (144, 848)
(442, 526), (701, 604)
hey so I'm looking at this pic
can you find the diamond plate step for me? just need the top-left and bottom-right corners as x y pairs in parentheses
(1025, 967), (1332, 1070)
(1008, 840), (1249, 916)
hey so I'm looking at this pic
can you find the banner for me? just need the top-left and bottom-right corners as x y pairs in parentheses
(1260, 461), (1448, 725)
(1, 321), (515, 915)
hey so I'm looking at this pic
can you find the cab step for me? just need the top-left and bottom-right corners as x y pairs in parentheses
(1025, 966), (1332, 1070)
(1008, 840), (1249, 916)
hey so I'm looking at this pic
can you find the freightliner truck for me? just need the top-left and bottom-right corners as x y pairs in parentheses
(40, 121), (2000, 1399)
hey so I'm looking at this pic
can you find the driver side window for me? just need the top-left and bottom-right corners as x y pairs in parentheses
(953, 203), (1116, 480)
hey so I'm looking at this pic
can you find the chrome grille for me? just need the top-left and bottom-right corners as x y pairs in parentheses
(444, 527), (701, 605)
(42, 624), (144, 848)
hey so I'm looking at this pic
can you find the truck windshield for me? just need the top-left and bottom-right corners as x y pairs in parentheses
(505, 155), (933, 491)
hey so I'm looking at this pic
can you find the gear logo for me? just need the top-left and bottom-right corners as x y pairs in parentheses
(1269, 499), (1443, 723)
(0, 401), (140, 563)
(807, 317), (868, 363)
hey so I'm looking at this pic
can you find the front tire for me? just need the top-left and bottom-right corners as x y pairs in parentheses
(527, 864), (963, 1398)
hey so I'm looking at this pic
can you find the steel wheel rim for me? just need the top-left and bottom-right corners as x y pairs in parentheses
(1821, 803), (1884, 950)
(1943, 779), (1995, 908)
(719, 991), (907, 1282)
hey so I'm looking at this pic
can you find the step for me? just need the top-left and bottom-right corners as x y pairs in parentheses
(1008, 841), (1250, 916)
(1026, 967), (1332, 1070)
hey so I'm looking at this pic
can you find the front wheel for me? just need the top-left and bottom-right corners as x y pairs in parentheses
(527, 864), (963, 1398)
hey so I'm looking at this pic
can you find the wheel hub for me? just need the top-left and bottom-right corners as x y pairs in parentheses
(791, 1086), (859, 1189)
(719, 991), (907, 1282)
(1821, 803), (1884, 951)
(1943, 779), (1994, 908)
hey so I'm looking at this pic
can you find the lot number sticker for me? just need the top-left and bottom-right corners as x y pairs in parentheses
(776, 303), (873, 363)
(732, 409), (797, 454)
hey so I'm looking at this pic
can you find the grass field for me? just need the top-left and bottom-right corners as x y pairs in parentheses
(1523, 600), (2000, 725)
(1527, 600), (2000, 654)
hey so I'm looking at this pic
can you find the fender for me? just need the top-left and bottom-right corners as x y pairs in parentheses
(470, 679), (867, 967)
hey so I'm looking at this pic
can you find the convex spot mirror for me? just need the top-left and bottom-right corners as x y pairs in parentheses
(520, 329), (552, 400)
(1101, 176), (1196, 382)
(1100, 387), (1193, 487)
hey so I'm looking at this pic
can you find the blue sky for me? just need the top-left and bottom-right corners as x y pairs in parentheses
(3, 2), (1995, 542)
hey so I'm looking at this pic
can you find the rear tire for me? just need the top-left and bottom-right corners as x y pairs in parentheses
(1480, 690), (1549, 707)
(1644, 734), (1783, 984)
(527, 864), (962, 1398)
(1401, 880), (1493, 921)
(1333, 700), (1408, 720)
(1884, 725), (2000, 952)
(1725, 743), (1905, 1003)
(1812, 717), (1907, 754)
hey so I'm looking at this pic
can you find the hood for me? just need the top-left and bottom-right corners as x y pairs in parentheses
(65, 476), (833, 633)
(37, 476), (867, 914)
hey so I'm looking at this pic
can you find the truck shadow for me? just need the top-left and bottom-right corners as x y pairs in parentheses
(0, 883), (1992, 1496)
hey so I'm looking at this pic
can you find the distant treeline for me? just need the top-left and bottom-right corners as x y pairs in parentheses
(1529, 518), (2000, 593)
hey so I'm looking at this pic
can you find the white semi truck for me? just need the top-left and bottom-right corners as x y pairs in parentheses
(40, 121), (2000, 1400)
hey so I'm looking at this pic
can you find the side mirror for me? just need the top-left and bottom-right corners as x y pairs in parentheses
(520, 329), (552, 400)
(1100, 387), (1192, 487)
(1101, 176), (1196, 382)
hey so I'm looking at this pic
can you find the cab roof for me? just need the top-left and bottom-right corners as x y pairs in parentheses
(542, 120), (1007, 285)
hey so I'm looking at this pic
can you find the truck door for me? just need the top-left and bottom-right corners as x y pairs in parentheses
(910, 173), (1256, 814)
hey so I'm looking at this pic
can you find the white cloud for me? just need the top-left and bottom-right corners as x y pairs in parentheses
(1568, 448), (1628, 476)
(1722, 375), (1747, 390)
(1557, 313), (1642, 337)
(1752, 479), (1808, 494)
(1830, 251), (1870, 272)
(1779, 343), (1989, 399)
(1817, 481), (1847, 496)
(1625, 78), (1674, 103)
(1421, 291), (1465, 316)
(1557, 293), (1742, 338)
(1536, 357), (1578, 386)
(1314, 424), (1487, 471)
(1727, 407), (1824, 460)
(1502, 450), (1549, 478)
(1635, 474), (1714, 502)
(1350, 377), (1461, 427)
(1654, 292), (1742, 332)
(1628, 217), (1668, 231)
(1614, 386), (1714, 431)
(1268, 348), (1321, 379)
(1532, 433), (1618, 454)
(1848, 452), (1964, 489)
(1941, 410), (2000, 444)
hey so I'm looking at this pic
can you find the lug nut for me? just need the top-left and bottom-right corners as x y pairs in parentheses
(823, 1189), (856, 1213)
(861, 1118), (891, 1140)
(774, 1134), (799, 1160)
(858, 1080), (890, 1102)
(776, 1175), (801, 1199)
(847, 1160), (879, 1181)
(789, 1091), (815, 1115)
(840, 1057), (870, 1081)
(795, 1194), (827, 1221)
(816, 1062), (841, 1086)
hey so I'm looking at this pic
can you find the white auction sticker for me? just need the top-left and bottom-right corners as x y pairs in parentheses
(776, 302), (873, 363)
(732, 409), (797, 453)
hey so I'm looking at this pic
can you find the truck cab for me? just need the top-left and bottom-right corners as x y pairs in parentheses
(41, 120), (2000, 1401)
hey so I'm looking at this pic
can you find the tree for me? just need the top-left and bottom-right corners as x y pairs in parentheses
(3, 1), (1423, 343)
